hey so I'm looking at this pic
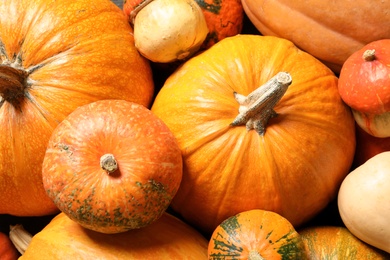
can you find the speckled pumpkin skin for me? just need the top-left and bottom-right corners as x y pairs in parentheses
(42, 100), (183, 234)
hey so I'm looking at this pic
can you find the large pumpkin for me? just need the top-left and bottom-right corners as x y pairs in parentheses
(21, 212), (208, 259)
(42, 100), (183, 234)
(0, 0), (154, 216)
(151, 34), (356, 235)
(240, 0), (390, 73)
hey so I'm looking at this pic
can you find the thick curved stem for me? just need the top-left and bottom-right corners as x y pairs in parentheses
(0, 65), (28, 104)
(231, 72), (292, 135)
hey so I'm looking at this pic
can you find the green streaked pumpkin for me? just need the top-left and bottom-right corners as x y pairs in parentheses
(299, 226), (390, 259)
(208, 209), (308, 259)
(41, 100), (183, 234)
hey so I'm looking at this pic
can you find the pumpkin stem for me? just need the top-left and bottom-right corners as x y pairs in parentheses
(129, 0), (155, 26)
(363, 49), (376, 61)
(231, 71), (292, 135)
(100, 153), (118, 174)
(0, 65), (28, 106)
(248, 251), (265, 260)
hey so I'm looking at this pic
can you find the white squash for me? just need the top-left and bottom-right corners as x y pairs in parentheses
(133, 0), (209, 63)
(338, 151), (390, 253)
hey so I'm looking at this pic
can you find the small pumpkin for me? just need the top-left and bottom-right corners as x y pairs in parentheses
(0, 231), (19, 260)
(151, 34), (356, 235)
(42, 99), (182, 234)
(208, 209), (308, 259)
(0, 0), (154, 216)
(124, 0), (209, 63)
(299, 226), (390, 259)
(338, 39), (390, 138)
(240, 0), (390, 73)
(338, 151), (390, 254)
(20, 212), (208, 259)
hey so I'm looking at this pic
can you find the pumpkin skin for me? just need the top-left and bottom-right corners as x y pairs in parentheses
(0, 0), (154, 216)
(0, 232), (19, 260)
(208, 209), (308, 259)
(21, 212), (208, 259)
(151, 34), (356, 235)
(338, 151), (390, 254)
(240, 0), (390, 73)
(299, 226), (390, 259)
(338, 39), (390, 138)
(42, 100), (182, 234)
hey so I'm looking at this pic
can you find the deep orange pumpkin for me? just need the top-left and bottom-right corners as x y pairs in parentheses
(21, 212), (208, 259)
(208, 209), (308, 259)
(151, 34), (356, 235)
(42, 100), (182, 233)
(0, 232), (19, 260)
(240, 0), (390, 73)
(0, 0), (154, 216)
(299, 226), (390, 259)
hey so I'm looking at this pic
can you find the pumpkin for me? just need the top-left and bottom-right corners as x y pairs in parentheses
(353, 123), (390, 168)
(208, 209), (308, 259)
(299, 226), (390, 259)
(338, 151), (390, 254)
(20, 212), (208, 259)
(195, 0), (244, 49)
(240, 0), (390, 73)
(151, 34), (356, 235)
(41, 99), (182, 233)
(0, 0), (154, 217)
(0, 232), (19, 260)
(123, 0), (209, 63)
(338, 39), (390, 138)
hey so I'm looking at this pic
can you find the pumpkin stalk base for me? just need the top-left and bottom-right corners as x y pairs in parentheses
(248, 251), (265, 260)
(231, 72), (292, 135)
(0, 65), (29, 106)
(100, 153), (118, 174)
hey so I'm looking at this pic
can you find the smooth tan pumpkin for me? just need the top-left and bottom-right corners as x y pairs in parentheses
(300, 226), (390, 259)
(42, 100), (182, 234)
(338, 151), (390, 254)
(151, 34), (356, 235)
(208, 209), (308, 259)
(20, 212), (208, 259)
(240, 0), (390, 73)
(0, 0), (154, 216)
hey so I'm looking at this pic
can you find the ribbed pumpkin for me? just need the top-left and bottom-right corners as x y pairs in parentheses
(240, 0), (390, 73)
(0, 0), (154, 216)
(151, 34), (356, 235)
(208, 209), (308, 259)
(21, 212), (208, 259)
(42, 100), (182, 234)
(300, 226), (390, 259)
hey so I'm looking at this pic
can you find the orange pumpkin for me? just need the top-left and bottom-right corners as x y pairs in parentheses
(240, 0), (390, 73)
(42, 100), (182, 234)
(151, 34), (356, 235)
(208, 209), (308, 259)
(21, 212), (208, 259)
(0, 0), (154, 216)
(299, 226), (390, 259)
(0, 232), (19, 260)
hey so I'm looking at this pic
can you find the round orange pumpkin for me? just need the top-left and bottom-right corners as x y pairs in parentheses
(0, 0), (154, 216)
(299, 226), (390, 259)
(208, 209), (308, 259)
(240, 0), (390, 73)
(21, 212), (208, 259)
(151, 34), (356, 235)
(42, 100), (182, 233)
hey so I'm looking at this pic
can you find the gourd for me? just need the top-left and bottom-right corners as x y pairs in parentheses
(240, 0), (390, 73)
(20, 212), (208, 259)
(42, 100), (182, 234)
(208, 209), (308, 259)
(338, 39), (390, 138)
(151, 34), (356, 235)
(0, 0), (154, 216)
(338, 151), (390, 254)
(300, 226), (390, 259)
(124, 0), (209, 63)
